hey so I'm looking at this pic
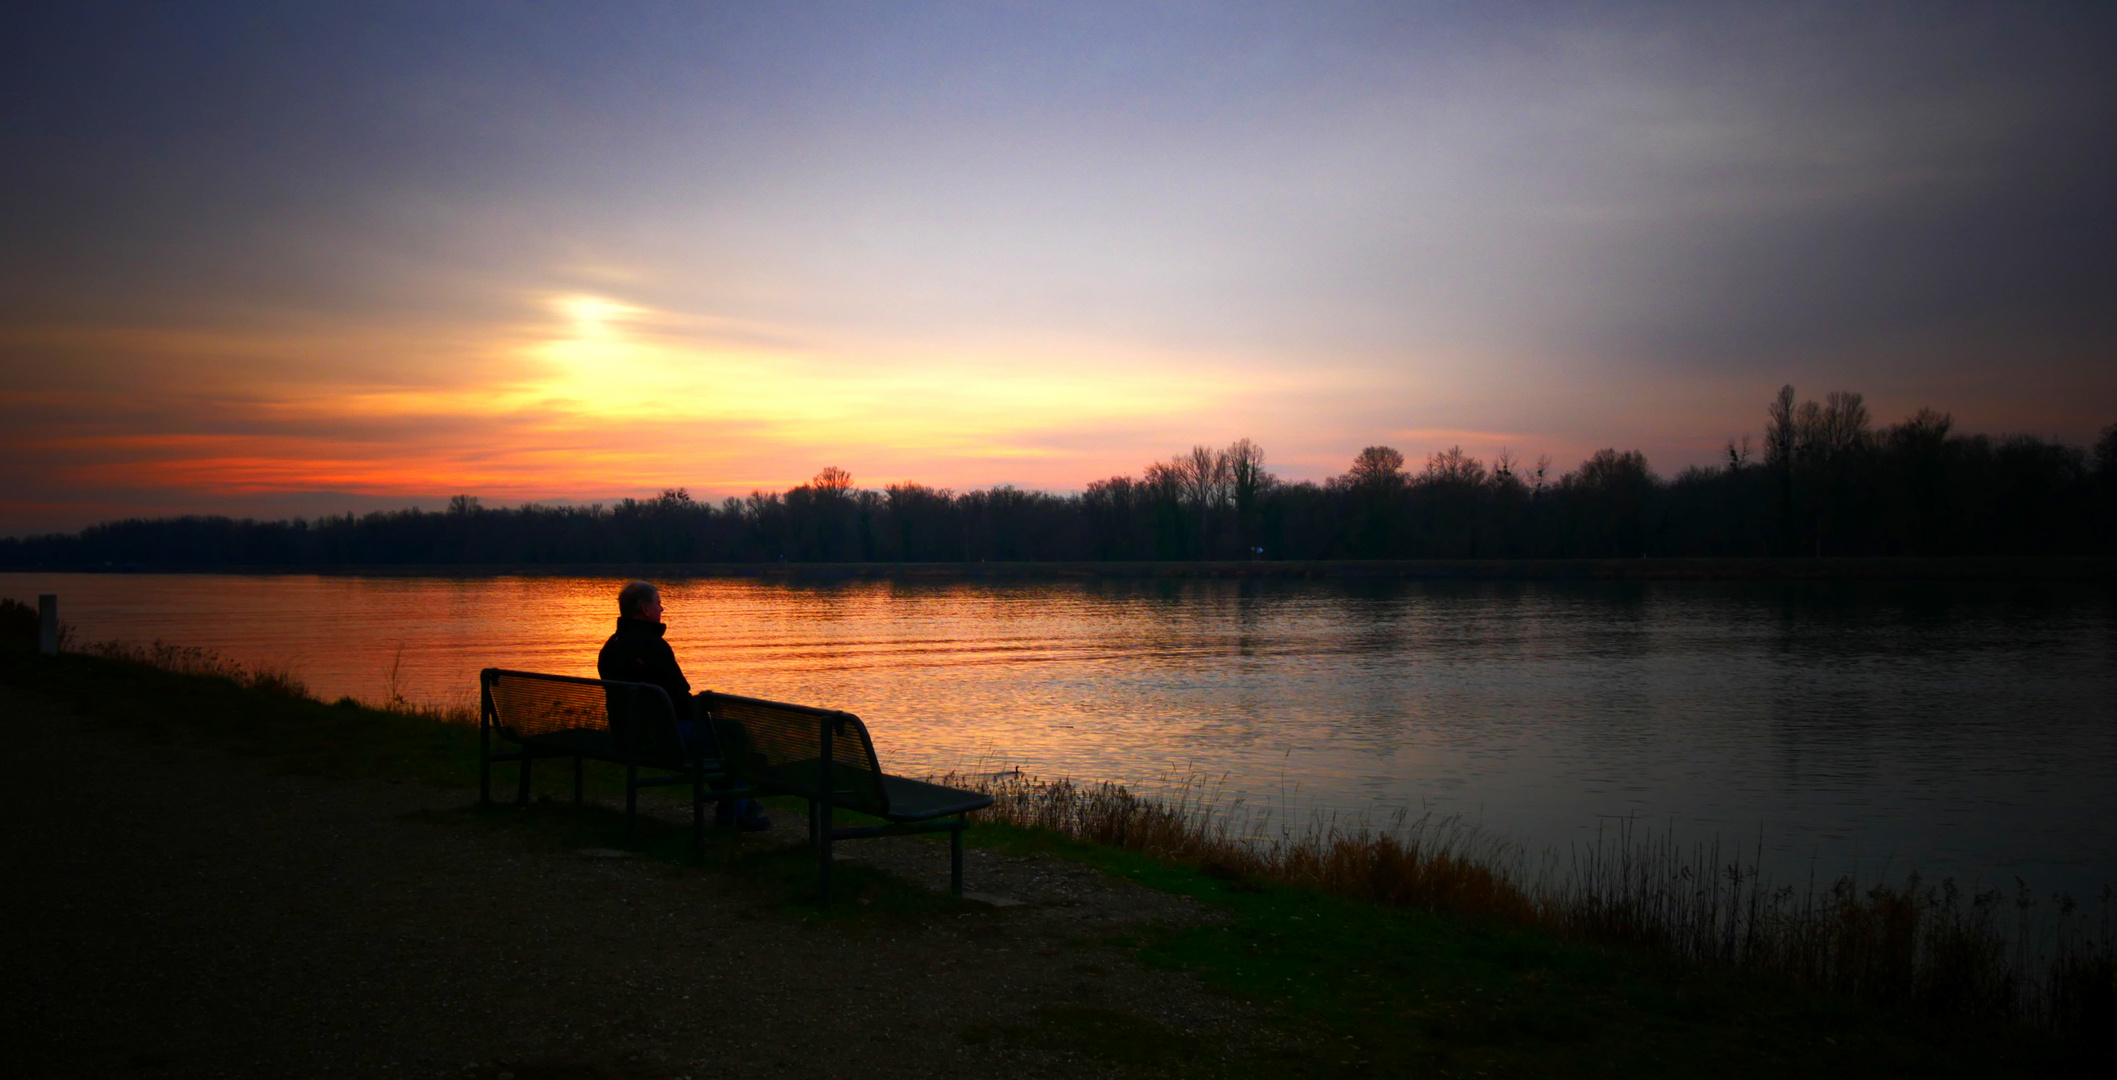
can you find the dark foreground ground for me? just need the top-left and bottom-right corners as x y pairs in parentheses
(0, 687), (1294, 1079)
(3, 656), (2100, 1079)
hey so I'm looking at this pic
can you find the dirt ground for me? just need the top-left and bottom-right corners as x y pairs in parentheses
(0, 687), (1301, 1079)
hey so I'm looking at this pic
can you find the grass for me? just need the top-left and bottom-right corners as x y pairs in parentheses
(3, 632), (2109, 1076)
(937, 768), (2117, 1041)
(0, 632), (950, 918)
(966, 822), (2102, 1078)
(3, 637), (484, 785)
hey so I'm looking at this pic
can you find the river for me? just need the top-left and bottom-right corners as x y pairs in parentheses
(7, 571), (2113, 898)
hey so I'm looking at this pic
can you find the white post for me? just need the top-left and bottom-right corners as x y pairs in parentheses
(38, 594), (58, 655)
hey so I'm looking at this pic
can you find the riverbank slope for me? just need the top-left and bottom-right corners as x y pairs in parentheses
(0, 647), (2095, 1078)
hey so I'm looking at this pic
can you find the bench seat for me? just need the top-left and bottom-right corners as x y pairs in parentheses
(480, 670), (993, 900)
(878, 774), (995, 822)
(698, 689), (994, 900)
(479, 668), (750, 860)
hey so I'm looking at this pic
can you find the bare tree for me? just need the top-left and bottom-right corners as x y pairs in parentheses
(1181, 445), (1230, 511)
(1223, 438), (1271, 554)
(1807, 392), (1871, 555)
(1812, 391), (1871, 461)
(1142, 459), (1183, 497)
(1765, 387), (1874, 555)
(811, 466), (854, 498)
(1889, 408), (1953, 452)
(1765, 386), (1800, 466)
(1563, 449), (1656, 557)
(1492, 448), (1529, 499)
(1766, 385), (1799, 552)
(1223, 438), (1268, 500)
(1347, 445), (1407, 489)
(1725, 437), (1752, 472)
(1423, 446), (1487, 489)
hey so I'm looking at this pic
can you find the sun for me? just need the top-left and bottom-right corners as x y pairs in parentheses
(553, 295), (646, 337)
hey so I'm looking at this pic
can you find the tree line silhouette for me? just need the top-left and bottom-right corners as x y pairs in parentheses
(5, 388), (2113, 568)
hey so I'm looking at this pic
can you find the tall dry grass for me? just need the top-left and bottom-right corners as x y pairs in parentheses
(945, 768), (2115, 1034)
(86, 638), (313, 699)
(1, 596), (76, 651)
(1, 596), (43, 645)
(79, 637), (476, 724)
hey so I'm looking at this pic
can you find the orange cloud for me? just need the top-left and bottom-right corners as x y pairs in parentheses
(3, 289), (1376, 525)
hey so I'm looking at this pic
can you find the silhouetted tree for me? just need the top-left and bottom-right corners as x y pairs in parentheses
(1766, 385), (1800, 554)
(1413, 446), (1487, 557)
(1224, 437), (1272, 556)
(1800, 391), (1872, 555)
(6, 409), (2110, 569)
(1884, 409), (1954, 554)
(2098, 423), (2117, 538)
(1336, 446), (1408, 557)
(1765, 386), (1874, 554)
(1562, 449), (1655, 556)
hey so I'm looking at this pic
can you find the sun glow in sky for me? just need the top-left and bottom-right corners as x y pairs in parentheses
(2, 2), (2113, 533)
(516, 294), (1256, 453)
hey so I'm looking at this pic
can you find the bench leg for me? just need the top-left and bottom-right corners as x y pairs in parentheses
(573, 756), (584, 805)
(819, 820), (833, 905)
(516, 752), (532, 806)
(479, 727), (490, 806)
(624, 762), (637, 842)
(951, 815), (965, 896)
(691, 768), (705, 864)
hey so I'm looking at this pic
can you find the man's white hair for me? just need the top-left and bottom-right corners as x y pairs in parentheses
(617, 580), (659, 618)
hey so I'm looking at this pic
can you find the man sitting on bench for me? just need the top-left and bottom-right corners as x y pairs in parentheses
(597, 580), (770, 831)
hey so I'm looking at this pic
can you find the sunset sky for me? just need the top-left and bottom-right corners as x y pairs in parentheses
(4, 1), (2113, 534)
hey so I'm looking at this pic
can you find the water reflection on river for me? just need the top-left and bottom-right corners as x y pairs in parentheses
(7, 571), (2113, 896)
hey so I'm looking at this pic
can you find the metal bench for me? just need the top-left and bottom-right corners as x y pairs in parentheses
(698, 689), (994, 901)
(478, 668), (751, 860)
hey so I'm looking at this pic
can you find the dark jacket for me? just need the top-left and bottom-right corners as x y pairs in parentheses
(597, 617), (691, 715)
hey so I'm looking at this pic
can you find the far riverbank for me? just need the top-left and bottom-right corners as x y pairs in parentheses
(14, 555), (2116, 581)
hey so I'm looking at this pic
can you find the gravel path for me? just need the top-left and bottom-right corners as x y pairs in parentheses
(1, 688), (1287, 1079)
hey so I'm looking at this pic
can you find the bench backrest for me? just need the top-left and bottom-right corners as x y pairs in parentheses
(480, 668), (690, 765)
(698, 690), (890, 816)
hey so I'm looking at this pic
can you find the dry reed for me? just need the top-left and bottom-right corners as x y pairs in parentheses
(86, 638), (312, 700)
(79, 637), (476, 724)
(942, 768), (2115, 1034)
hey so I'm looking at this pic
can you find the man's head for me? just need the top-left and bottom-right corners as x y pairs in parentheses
(617, 580), (663, 623)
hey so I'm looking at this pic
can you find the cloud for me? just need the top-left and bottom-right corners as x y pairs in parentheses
(3, 2), (2113, 532)
(0, 287), (1348, 529)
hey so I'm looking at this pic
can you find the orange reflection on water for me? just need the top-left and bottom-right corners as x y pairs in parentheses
(8, 571), (2114, 901)
(7, 573), (1381, 800)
